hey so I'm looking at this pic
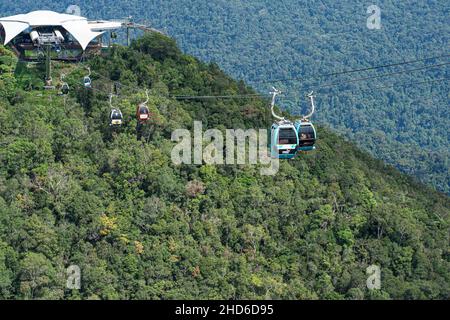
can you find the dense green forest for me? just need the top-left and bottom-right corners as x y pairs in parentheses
(0, 33), (449, 299)
(0, 1), (448, 194)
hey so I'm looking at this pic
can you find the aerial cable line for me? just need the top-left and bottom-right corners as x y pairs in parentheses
(67, 64), (449, 101)
(312, 61), (450, 90)
(171, 93), (267, 100)
(283, 78), (449, 120)
(249, 53), (450, 84)
(65, 71), (449, 111)
(68, 72), (268, 100)
(67, 73), (449, 102)
(358, 76), (450, 92)
(76, 62), (266, 99)
(72, 58), (449, 101)
(316, 77), (450, 100)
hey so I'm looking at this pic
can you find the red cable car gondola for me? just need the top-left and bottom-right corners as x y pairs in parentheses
(136, 104), (150, 123)
(136, 90), (150, 124)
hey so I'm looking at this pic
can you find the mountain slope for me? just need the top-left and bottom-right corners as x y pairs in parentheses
(2, 0), (448, 193)
(0, 35), (449, 299)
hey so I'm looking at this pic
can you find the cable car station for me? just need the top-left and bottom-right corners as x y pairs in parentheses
(0, 10), (161, 88)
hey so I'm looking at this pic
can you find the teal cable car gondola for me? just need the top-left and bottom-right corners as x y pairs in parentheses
(271, 121), (299, 159)
(269, 88), (299, 159)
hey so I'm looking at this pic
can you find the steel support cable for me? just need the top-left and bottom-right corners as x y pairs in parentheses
(69, 59), (449, 100)
(249, 53), (450, 84)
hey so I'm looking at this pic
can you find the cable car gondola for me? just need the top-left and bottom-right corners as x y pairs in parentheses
(61, 83), (69, 95)
(83, 76), (92, 88)
(295, 92), (317, 152)
(136, 90), (150, 124)
(136, 105), (150, 123)
(83, 67), (92, 89)
(271, 121), (299, 159)
(295, 120), (317, 151)
(269, 88), (299, 159)
(109, 94), (123, 126)
(60, 74), (69, 95)
(110, 108), (123, 126)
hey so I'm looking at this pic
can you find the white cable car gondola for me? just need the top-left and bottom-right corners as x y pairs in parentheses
(60, 74), (69, 95)
(109, 94), (123, 126)
(83, 67), (92, 89)
(110, 109), (123, 126)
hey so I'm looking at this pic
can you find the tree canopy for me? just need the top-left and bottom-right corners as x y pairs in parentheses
(0, 33), (448, 300)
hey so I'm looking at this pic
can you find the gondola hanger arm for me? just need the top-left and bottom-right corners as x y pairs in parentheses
(305, 91), (316, 119)
(297, 91), (316, 121)
(270, 87), (284, 121)
(143, 89), (149, 106)
(109, 93), (114, 109)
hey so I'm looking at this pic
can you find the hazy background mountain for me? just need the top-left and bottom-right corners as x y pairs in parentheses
(1, 0), (448, 193)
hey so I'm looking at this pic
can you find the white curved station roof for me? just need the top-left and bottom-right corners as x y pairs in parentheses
(0, 10), (122, 50)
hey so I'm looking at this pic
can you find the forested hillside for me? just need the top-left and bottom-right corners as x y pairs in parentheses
(0, 34), (449, 299)
(0, 1), (448, 194)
